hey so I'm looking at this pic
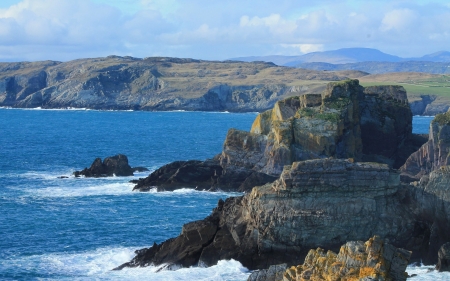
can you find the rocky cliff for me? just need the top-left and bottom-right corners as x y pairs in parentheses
(133, 80), (422, 192)
(115, 80), (450, 276)
(116, 158), (430, 272)
(0, 56), (365, 112)
(400, 110), (450, 181)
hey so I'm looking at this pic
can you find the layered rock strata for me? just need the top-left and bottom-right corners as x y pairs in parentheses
(400, 110), (450, 181)
(134, 79), (422, 192)
(282, 236), (411, 281)
(74, 154), (147, 177)
(117, 159), (423, 271)
(117, 80), (450, 274)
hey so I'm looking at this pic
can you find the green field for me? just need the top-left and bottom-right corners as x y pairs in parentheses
(360, 76), (450, 97)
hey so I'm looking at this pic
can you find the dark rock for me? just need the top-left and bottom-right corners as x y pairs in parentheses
(437, 243), (450, 272)
(132, 159), (277, 192)
(74, 154), (134, 177)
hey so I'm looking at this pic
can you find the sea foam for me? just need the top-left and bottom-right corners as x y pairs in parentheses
(0, 247), (250, 281)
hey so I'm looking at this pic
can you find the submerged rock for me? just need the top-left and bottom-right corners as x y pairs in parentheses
(282, 236), (411, 281)
(74, 154), (144, 177)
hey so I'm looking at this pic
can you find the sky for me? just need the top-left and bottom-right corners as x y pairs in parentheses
(0, 0), (449, 62)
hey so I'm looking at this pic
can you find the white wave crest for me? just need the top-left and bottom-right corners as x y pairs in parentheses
(0, 247), (250, 281)
(30, 182), (135, 198)
(406, 264), (450, 280)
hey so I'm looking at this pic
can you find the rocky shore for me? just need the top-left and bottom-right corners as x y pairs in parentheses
(0, 56), (446, 115)
(115, 79), (450, 279)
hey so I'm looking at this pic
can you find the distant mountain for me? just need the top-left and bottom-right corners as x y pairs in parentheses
(295, 61), (450, 74)
(417, 51), (450, 62)
(230, 48), (450, 67)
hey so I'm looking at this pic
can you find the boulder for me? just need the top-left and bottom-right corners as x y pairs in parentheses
(74, 154), (137, 177)
(437, 243), (450, 272)
(282, 236), (411, 281)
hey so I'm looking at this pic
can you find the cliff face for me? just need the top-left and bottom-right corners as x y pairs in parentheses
(133, 80), (419, 192)
(0, 56), (362, 112)
(400, 111), (450, 181)
(117, 80), (450, 273)
(118, 159), (424, 271)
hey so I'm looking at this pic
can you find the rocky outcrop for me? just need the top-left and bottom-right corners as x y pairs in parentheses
(133, 80), (423, 192)
(117, 158), (426, 271)
(437, 243), (450, 272)
(282, 236), (411, 281)
(400, 110), (450, 181)
(74, 154), (147, 177)
(116, 80), (450, 273)
(0, 56), (362, 112)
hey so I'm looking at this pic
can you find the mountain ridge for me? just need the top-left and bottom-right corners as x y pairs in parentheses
(231, 47), (450, 66)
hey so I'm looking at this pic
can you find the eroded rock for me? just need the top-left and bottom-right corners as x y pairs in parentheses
(282, 236), (411, 281)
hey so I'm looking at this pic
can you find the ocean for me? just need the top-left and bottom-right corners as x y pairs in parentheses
(0, 108), (445, 280)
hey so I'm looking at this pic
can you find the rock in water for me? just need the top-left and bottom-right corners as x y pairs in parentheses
(437, 243), (450, 272)
(74, 154), (134, 177)
(282, 236), (411, 281)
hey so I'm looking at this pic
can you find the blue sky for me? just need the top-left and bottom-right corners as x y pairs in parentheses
(0, 0), (449, 61)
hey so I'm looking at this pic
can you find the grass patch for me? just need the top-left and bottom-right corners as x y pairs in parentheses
(360, 81), (450, 97)
(432, 111), (450, 125)
(297, 107), (341, 123)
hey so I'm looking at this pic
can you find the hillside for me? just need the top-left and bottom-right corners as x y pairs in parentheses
(0, 56), (366, 112)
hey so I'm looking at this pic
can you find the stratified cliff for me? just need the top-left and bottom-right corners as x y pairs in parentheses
(113, 79), (450, 275)
(133, 80), (421, 192)
(0, 56), (364, 112)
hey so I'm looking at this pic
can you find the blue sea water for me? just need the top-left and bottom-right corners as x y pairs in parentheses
(0, 109), (442, 280)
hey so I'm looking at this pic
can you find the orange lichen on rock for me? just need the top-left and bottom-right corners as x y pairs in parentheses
(282, 236), (411, 281)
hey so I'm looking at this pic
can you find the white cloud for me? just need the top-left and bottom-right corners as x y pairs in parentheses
(380, 8), (417, 32)
(0, 0), (450, 61)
